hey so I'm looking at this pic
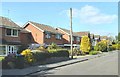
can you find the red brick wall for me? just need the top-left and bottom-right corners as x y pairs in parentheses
(24, 24), (44, 44)
(20, 33), (34, 45)
(44, 33), (63, 45)
(1, 27), (21, 43)
(56, 29), (70, 44)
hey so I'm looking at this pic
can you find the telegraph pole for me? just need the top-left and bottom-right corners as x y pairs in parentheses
(70, 8), (73, 59)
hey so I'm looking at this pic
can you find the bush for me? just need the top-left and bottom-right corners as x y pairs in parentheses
(21, 49), (35, 65)
(112, 44), (120, 50)
(108, 45), (116, 51)
(94, 40), (107, 52)
(2, 55), (24, 69)
(89, 51), (101, 55)
(17, 45), (28, 54)
(80, 36), (91, 53)
(37, 46), (48, 52)
(73, 48), (81, 56)
(50, 50), (69, 57)
(33, 52), (50, 62)
(47, 43), (62, 53)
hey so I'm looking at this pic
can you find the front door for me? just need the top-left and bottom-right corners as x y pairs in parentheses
(8, 46), (14, 54)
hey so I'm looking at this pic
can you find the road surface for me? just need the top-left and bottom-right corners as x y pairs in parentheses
(32, 51), (118, 75)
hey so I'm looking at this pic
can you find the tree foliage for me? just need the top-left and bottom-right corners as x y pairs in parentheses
(80, 36), (91, 53)
(94, 40), (108, 52)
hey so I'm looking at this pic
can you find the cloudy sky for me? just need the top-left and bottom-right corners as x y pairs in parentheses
(1, 2), (118, 36)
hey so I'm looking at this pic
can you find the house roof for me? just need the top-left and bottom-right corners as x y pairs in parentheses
(20, 29), (31, 33)
(90, 34), (94, 38)
(100, 36), (108, 40)
(75, 31), (90, 36)
(94, 35), (100, 38)
(24, 21), (62, 34)
(0, 16), (21, 29)
(57, 27), (81, 37)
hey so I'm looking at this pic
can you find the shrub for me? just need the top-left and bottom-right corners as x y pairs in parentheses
(80, 36), (91, 53)
(21, 49), (35, 65)
(112, 44), (120, 50)
(50, 49), (69, 57)
(108, 45), (116, 51)
(94, 40), (107, 52)
(2, 55), (24, 69)
(33, 52), (50, 62)
(37, 46), (48, 52)
(89, 51), (101, 55)
(73, 48), (81, 56)
(47, 43), (62, 53)
(17, 45), (28, 54)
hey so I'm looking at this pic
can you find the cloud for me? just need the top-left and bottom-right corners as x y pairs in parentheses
(63, 5), (117, 25)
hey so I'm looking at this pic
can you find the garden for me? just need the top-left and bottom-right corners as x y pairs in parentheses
(2, 43), (69, 69)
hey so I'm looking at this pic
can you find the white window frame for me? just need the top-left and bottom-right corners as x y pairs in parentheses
(45, 32), (51, 39)
(56, 34), (62, 40)
(0, 45), (7, 56)
(6, 28), (18, 37)
(7, 45), (18, 54)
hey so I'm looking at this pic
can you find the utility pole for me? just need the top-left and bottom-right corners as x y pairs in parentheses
(70, 8), (73, 59)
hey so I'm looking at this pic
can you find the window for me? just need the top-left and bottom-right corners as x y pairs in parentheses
(0, 46), (6, 55)
(76, 37), (80, 41)
(13, 29), (18, 36)
(6, 29), (11, 35)
(56, 34), (62, 40)
(45, 32), (51, 39)
(6, 29), (18, 37)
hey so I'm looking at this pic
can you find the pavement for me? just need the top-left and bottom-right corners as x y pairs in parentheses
(35, 51), (118, 75)
(2, 50), (118, 76)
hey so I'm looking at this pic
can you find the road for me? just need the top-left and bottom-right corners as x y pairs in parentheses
(32, 51), (118, 75)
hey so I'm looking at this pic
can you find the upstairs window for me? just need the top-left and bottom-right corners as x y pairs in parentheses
(76, 37), (80, 41)
(45, 32), (51, 39)
(6, 29), (11, 35)
(13, 29), (18, 36)
(56, 34), (62, 40)
(6, 29), (18, 37)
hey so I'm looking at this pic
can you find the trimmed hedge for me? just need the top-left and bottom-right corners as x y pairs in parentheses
(50, 50), (69, 57)
(2, 55), (24, 69)
(2, 49), (69, 69)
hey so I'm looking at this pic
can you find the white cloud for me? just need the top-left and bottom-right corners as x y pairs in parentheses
(63, 5), (117, 25)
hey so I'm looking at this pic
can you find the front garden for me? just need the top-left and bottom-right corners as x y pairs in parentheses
(2, 43), (69, 69)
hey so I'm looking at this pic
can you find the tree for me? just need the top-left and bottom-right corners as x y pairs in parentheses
(80, 36), (91, 53)
(94, 40), (108, 52)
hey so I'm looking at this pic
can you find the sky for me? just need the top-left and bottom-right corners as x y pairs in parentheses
(0, 2), (118, 36)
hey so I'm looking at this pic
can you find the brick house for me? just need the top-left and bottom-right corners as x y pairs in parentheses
(100, 36), (108, 40)
(23, 21), (64, 46)
(0, 16), (22, 55)
(90, 34), (95, 46)
(94, 35), (101, 46)
(56, 27), (81, 47)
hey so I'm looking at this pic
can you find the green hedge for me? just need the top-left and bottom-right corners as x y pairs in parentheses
(50, 50), (69, 57)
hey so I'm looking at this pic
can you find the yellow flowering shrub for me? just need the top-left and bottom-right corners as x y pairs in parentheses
(21, 49), (35, 64)
(80, 36), (91, 53)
